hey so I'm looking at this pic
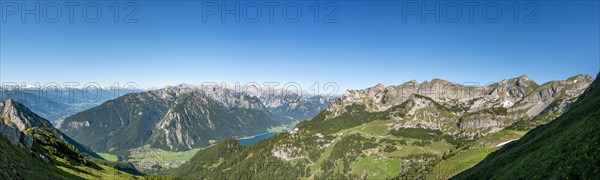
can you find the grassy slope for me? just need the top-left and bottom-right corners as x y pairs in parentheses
(0, 134), (81, 179)
(166, 118), (464, 179)
(97, 153), (119, 162)
(429, 147), (499, 179)
(0, 137), (138, 180)
(0, 129), (139, 179)
(350, 156), (403, 179)
(453, 76), (600, 179)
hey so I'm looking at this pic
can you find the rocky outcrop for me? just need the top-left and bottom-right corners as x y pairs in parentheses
(322, 75), (593, 137)
(513, 75), (592, 116)
(20, 133), (33, 149)
(0, 119), (20, 145)
(1, 99), (54, 131)
(458, 114), (504, 129)
(0, 99), (98, 157)
(272, 146), (305, 161)
(578, 72), (600, 101)
(389, 94), (456, 131)
(1, 99), (40, 148)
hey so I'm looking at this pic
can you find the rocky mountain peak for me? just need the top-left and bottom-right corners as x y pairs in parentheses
(498, 74), (534, 87)
(0, 99), (43, 148)
(517, 74), (530, 80)
(575, 73), (598, 101)
(0, 99), (20, 145)
(423, 78), (450, 85)
(405, 80), (418, 86)
(1, 98), (53, 131)
(568, 74), (593, 83)
(515, 75), (531, 86)
(4, 98), (14, 106)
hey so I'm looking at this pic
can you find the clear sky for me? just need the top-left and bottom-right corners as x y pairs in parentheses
(1, 1), (599, 93)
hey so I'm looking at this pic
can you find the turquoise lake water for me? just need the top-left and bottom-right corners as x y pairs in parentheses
(238, 132), (279, 146)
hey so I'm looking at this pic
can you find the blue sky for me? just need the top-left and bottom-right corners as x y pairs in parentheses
(1, 1), (599, 93)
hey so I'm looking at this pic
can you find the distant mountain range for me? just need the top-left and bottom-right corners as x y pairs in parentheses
(163, 74), (596, 179)
(1, 88), (139, 125)
(59, 85), (333, 153)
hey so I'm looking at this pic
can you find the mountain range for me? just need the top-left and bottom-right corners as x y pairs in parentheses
(304, 74), (592, 137)
(163, 74), (596, 179)
(1, 73), (597, 179)
(59, 85), (332, 154)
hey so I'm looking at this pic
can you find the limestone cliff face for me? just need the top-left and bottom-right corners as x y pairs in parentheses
(578, 72), (600, 101)
(0, 99), (55, 149)
(323, 75), (593, 137)
(150, 91), (277, 151)
(0, 99), (46, 148)
(1, 99), (54, 131)
(0, 116), (21, 146)
(514, 75), (593, 115)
